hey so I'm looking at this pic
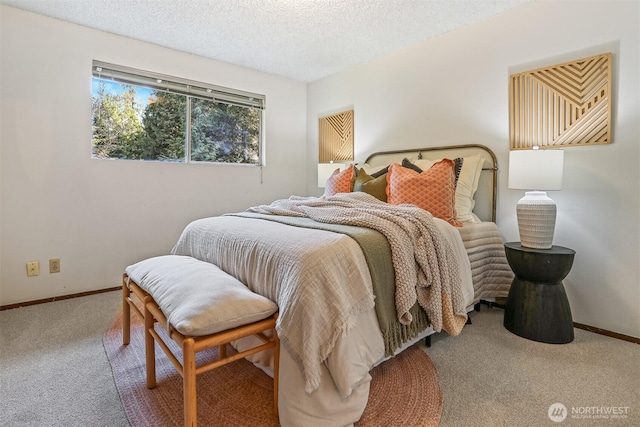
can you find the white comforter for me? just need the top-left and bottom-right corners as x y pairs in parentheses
(172, 214), (375, 394)
(171, 196), (474, 426)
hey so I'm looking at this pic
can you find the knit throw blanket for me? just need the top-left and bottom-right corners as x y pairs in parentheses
(246, 192), (468, 334)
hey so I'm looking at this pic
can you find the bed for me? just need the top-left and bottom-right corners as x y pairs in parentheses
(171, 144), (513, 426)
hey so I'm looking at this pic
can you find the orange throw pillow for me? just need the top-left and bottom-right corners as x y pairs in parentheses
(324, 165), (354, 196)
(387, 160), (462, 227)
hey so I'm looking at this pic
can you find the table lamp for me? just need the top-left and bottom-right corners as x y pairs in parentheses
(508, 148), (564, 249)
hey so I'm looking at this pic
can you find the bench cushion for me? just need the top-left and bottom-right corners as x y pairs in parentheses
(125, 255), (278, 336)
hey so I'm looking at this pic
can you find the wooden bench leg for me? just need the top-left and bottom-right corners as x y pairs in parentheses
(273, 325), (280, 417)
(122, 275), (131, 345)
(129, 277), (278, 425)
(183, 338), (197, 427)
(144, 298), (156, 389)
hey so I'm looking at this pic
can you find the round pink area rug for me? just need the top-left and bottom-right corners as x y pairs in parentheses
(104, 311), (442, 426)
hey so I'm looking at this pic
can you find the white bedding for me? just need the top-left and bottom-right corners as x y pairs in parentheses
(172, 214), (375, 394)
(274, 216), (474, 427)
(236, 219), (512, 427)
(458, 222), (514, 303)
(172, 206), (473, 427)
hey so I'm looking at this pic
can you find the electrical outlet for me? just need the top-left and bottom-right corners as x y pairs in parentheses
(49, 258), (61, 273)
(26, 261), (40, 277)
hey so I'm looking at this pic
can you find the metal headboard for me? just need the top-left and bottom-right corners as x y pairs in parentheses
(363, 144), (498, 222)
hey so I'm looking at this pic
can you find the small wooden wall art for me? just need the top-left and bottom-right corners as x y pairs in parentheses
(509, 53), (612, 150)
(319, 109), (354, 162)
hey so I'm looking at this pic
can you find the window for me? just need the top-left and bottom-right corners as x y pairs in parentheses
(91, 61), (265, 165)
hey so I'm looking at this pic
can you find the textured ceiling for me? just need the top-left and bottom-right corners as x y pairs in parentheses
(1, 0), (531, 82)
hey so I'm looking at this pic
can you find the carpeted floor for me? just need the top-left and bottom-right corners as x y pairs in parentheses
(103, 308), (442, 427)
(0, 291), (128, 427)
(1, 290), (638, 426)
(428, 305), (639, 426)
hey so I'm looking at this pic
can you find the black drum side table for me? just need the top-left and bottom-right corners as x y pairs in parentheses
(503, 242), (576, 344)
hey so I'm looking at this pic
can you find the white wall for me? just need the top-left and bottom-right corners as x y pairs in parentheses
(307, 1), (639, 338)
(0, 6), (307, 305)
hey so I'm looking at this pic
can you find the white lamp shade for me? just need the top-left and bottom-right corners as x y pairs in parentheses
(509, 149), (564, 191)
(318, 162), (348, 188)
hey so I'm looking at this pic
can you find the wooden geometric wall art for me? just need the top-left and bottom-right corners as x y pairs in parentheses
(509, 53), (612, 150)
(319, 109), (354, 162)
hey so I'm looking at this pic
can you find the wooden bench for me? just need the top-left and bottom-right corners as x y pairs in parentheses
(121, 255), (279, 427)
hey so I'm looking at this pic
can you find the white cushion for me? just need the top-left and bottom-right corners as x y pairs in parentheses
(454, 155), (484, 223)
(125, 255), (278, 336)
(412, 158), (438, 171)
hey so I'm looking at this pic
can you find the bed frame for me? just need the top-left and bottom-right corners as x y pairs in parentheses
(364, 144), (498, 222)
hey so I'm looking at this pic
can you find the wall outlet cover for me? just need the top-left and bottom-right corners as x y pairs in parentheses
(49, 259), (61, 273)
(27, 261), (40, 277)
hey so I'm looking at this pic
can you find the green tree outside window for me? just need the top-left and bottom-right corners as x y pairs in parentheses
(91, 78), (262, 164)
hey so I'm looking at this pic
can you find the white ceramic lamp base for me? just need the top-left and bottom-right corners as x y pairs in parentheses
(516, 191), (557, 249)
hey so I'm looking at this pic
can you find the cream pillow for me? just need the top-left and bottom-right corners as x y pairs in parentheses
(413, 158), (438, 171)
(454, 155), (484, 223)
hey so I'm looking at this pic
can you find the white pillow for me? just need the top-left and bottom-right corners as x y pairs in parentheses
(454, 155), (484, 223)
(413, 158), (438, 170)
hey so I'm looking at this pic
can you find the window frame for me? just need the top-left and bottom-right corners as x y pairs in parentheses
(91, 60), (266, 165)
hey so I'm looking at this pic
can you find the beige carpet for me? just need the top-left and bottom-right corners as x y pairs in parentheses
(104, 310), (443, 427)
